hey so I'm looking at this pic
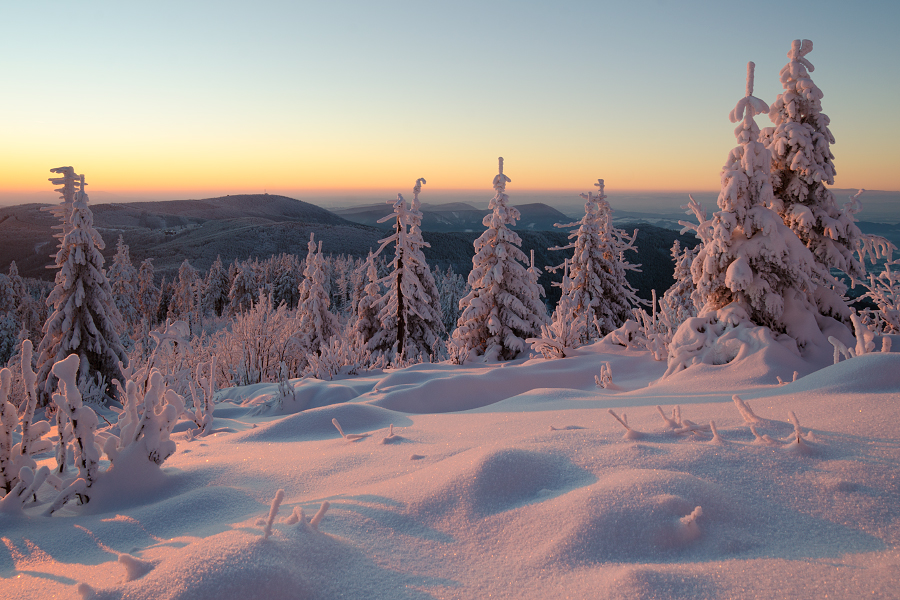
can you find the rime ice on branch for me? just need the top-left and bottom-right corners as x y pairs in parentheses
(450, 158), (547, 361)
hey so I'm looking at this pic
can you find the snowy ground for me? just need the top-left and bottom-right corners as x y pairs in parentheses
(2, 341), (899, 599)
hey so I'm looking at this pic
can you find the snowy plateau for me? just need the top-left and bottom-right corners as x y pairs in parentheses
(2, 336), (899, 599)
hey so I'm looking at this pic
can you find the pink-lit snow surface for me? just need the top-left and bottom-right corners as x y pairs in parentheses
(3, 340), (899, 599)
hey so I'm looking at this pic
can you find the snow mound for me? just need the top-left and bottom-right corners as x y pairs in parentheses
(411, 448), (596, 519)
(89, 524), (436, 600)
(763, 352), (900, 396)
(537, 469), (732, 565)
(237, 403), (410, 443)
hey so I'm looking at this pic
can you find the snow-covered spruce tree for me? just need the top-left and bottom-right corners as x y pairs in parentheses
(294, 234), (340, 368)
(667, 63), (826, 375)
(450, 158), (548, 361)
(660, 240), (700, 323)
(764, 39), (863, 315)
(549, 179), (642, 341)
(529, 260), (585, 359)
(269, 253), (302, 310)
(107, 235), (139, 332)
(203, 255), (231, 317)
(367, 179), (445, 362)
(136, 258), (160, 326)
(353, 252), (383, 347)
(434, 264), (469, 336)
(35, 169), (127, 406)
(168, 259), (202, 334)
(228, 259), (259, 315)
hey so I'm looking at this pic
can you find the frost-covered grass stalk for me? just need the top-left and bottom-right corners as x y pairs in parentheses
(264, 489), (285, 539)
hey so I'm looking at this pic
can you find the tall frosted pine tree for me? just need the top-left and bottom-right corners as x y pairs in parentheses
(549, 179), (641, 341)
(450, 158), (548, 361)
(35, 168), (127, 405)
(295, 233), (340, 365)
(764, 39), (863, 320)
(690, 63), (823, 345)
(367, 179), (445, 362)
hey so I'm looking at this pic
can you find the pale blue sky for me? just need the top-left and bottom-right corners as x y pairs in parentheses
(1, 0), (898, 202)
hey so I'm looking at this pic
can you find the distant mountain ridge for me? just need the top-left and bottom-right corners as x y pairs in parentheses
(0, 193), (698, 302)
(333, 201), (572, 232)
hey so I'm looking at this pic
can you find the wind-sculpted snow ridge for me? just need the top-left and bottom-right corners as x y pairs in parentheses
(3, 338), (899, 599)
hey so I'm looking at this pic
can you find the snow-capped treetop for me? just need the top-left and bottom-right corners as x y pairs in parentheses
(42, 167), (79, 255)
(765, 39), (864, 285)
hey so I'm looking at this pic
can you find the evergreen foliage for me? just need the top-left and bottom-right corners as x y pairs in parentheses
(764, 39), (864, 312)
(549, 179), (642, 340)
(35, 168), (127, 405)
(450, 159), (548, 361)
(367, 179), (445, 361)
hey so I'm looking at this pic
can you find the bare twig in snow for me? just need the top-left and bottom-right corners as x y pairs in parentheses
(733, 395), (762, 424)
(264, 489), (285, 539)
(332, 418), (370, 442)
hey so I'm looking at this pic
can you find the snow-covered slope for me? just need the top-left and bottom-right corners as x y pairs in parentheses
(2, 342), (898, 599)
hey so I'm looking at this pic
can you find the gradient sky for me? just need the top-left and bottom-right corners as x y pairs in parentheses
(1, 0), (898, 204)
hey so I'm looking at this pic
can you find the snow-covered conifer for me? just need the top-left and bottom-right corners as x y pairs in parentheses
(228, 259), (258, 315)
(202, 255), (231, 317)
(683, 63), (824, 349)
(529, 260), (585, 358)
(434, 265), (469, 336)
(136, 259), (160, 326)
(549, 179), (642, 340)
(35, 169), (127, 406)
(367, 179), (446, 361)
(294, 234), (340, 365)
(660, 240), (699, 324)
(168, 260), (202, 333)
(269, 253), (302, 309)
(450, 158), (548, 361)
(107, 235), (139, 331)
(353, 252), (383, 347)
(765, 39), (864, 307)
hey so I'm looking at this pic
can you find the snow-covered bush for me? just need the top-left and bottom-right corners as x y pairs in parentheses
(303, 334), (369, 380)
(47, 354), (103, 510)
(184, 356), (216, 435)
(664, 304), (798, 377)
(860, 257), (900, 333)
(215, 292), (304, 386)
(451, 158), (548, 361)
(1, 340), (54, 497)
